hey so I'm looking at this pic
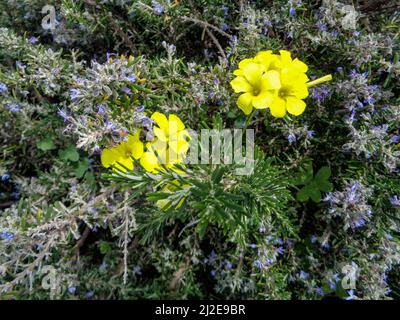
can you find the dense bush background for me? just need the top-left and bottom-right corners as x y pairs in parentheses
(0, 0), (399, 299)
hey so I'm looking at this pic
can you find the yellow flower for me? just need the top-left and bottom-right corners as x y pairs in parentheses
(230, 59), (281, 115)
(140, 112), (190, 173)
(231, 50), (332, 117)
(101, 132), (143, 172)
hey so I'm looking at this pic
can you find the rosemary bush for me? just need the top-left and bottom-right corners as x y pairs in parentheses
(0, 0), (399, 300)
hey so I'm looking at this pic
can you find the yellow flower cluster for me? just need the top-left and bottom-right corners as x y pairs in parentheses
(101, 112), (190, 174)
(230, 50), (332, 117)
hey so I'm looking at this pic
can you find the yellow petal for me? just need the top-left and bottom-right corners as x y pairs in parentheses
(291, 58), (308, 73)
(261, 70), (281, 90)
(169, 139), (189, 154)
(169, 114), (185, 131)
(242, 62), (264, 87)
(131, 140), (144, 159)
(292, 83), (309, 99)
(237, 92), (254, 115)
(279, 50), (292, 66)
(233, 69), (243, 76)
(286, 97), (306, 116)
(114, 157), (134, 172)
(238, 58), (254, 69)
(252, 91), (274, 109)
(151, 112), (169, 131)
(153, 127), (167, 142)
(269, 97), (287, 118)
(230, 76), (252, 93)
(140, 151), (160, 173)
(101, 148), (117, 168)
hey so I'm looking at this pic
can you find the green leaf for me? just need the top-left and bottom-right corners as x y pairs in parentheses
(75, 159), (89, 178)
(99, 241), (111, 254)
(315, 166), (331, 184)
(293, 161), (313, 185)
(319, 180), (333, 192)
(296, 186), (310, 202)
(59, 144), (80, 162)
(37, 137), (56, 151)
(308, 185), (322, 203)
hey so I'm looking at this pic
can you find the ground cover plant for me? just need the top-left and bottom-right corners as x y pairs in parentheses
(0, 0), (399, 300)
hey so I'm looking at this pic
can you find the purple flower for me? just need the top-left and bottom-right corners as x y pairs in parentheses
(345, 289), (357, 300)
(254, 259), (263, 269)
(0, 82), (8, 94)
(126, 74), (137, 83)
(152, 0), (164, 14)
(299, 271), (309, 280)
(69, 88), (81, 101)
(288, 133), (296, 144)
(349, 69), (358, 78)
(331, 30), (339, 37)
(316, 21), (327, 31)
(28, 36), (39, 44)
(6, 103), (21, 113)
(363, 96), (375, 105)
(85, 291), (94, 299)
(1, 173), (10, 181)
(57, 108), (69, 122)
(68, 286), (77, 294)
(122, 87), (132, 95)
(311, 235), (318, 243)
(97, 104), (106, 115)
(389, 195), (400, 207)
(289, 7), (296, 15)
(315, 287), (325, 296)
(133, 265), (142, 275)
(210, 270), (217, 277)
(0, 231), (14, 241)
(307, 130), (316, 138)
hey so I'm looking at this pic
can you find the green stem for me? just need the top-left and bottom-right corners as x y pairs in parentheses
(243, 109), (256, 131)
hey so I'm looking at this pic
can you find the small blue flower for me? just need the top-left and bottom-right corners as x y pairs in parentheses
(276, 247), (285, 255)
(1, 173), (10, 181)
(307, 130), (315, 138)
(288, 133), (296, 144)
(389, 195), (400, 207)
(68, 286), (77, 294)
(311, 235), (318, 243)
(0, 231), (14, 241)
(345, 289), (357, 300)
(126, 74), (137, 83)
(97, 104), (106, 115)
(289, 7), (296, 15)
(28, 36), (39, 44)
(316, 21), (327, 31)
(315, 286), (325, 296)
(85, 291), (94, 299)
(57, 108), (69, 122)
(6, 103), (21, 113)
(299, 271), (309, 280)
(69, 88), (81, 101)
(133, 265), (142, 276)
(122, 87), (132, 95)
(152, 0), (164, 14)
(388, 135), (400, 144)
(349, 69), (358, 78)
(210, 270), (217, 277)
(0, 82), (8, 94)
(254, 259), (263, 269)
(11, 191), (20, 199)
